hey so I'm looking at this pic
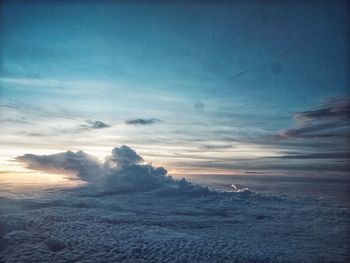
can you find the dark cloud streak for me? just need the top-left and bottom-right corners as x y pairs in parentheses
(83, 120), (110, 129)
(295, 96), (350, 122)
(277, 96), (350, 140)
(268, 152), (350, 160)
(125, 118), (160, 125)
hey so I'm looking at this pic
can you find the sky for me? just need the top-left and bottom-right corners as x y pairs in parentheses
(0, 0), (349, 182)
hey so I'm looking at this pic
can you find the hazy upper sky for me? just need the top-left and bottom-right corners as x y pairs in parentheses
(0, 0), (349, 180)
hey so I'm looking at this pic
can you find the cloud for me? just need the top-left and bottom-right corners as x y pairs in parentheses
(268, 152), (350, 160)
(105, 145), (144, 168)
(277, 122), (349, 139)
(16, 151), (104, 182)
(82, 120), (111, 129)
(15, 145), (202, 193)
(277, 96), (350, 140)
(0, 103), (19, 109)
(100, 145), (174, 193)
(0, 118), (30, 125)
(125, 118), (160, 125)
(17, 132), (46, 137)
(294, 96), (350, 122)
(199, 144), (232, 149)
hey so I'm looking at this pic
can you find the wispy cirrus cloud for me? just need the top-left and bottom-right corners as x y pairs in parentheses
(277, 96), (350, 140)
(265, 96), (350, 172)
(294, 96), (350, 122)
(268, 152), (349, 160)
(0, 103), (19, 109)
(278, 122), (349, 139)
(0, 77), (116, 91)
(199, 144), (232, 150)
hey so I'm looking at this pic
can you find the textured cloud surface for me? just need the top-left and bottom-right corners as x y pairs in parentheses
(0, 180), (349, 263)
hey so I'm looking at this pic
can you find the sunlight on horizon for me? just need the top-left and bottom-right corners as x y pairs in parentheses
(0, 171), (85, 187)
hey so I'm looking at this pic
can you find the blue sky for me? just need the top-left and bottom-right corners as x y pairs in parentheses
(0, 0), (349, 179)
